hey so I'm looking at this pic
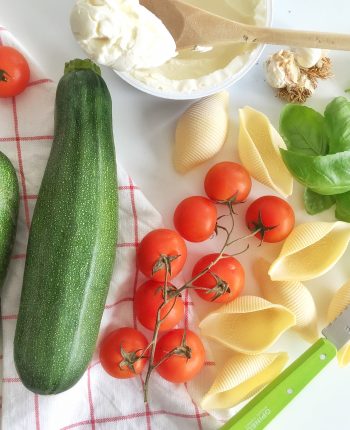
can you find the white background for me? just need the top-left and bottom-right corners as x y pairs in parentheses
(3, 1), (350, 429)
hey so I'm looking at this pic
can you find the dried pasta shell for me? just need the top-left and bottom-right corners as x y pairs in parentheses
(254, 259), (318, 343)
(269, 221), (350, 282)
(201, 352), (289, 410)
(173, 92), (229, 173)
(199, 296), (295, 354)
(327, 280), (350, 367)
(238, 106), (293, 198)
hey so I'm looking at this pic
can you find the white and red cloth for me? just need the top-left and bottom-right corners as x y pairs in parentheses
(0, 28), (220, 430)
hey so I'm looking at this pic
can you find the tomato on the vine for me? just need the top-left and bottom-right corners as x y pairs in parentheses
(99, 327), (148, 379)
(204, 161), (252, 203)
(0, 46), (30, 98)
(134, 280), (185, 331)
(173, 196), (217, 242)
(137, 229), (187, 281)
(192, 253), (245, 303)
(245, 195), (295, 243)
(154, 329), (205, 383)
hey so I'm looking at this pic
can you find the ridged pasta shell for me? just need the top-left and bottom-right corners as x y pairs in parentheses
(199, 296), (295, 354)
(254, 259), (318, 343)
(269, 221), (350, 281)
(238, 106), (293, 198)
(173, 92), (229, 174)
(201, 352), (289, 410)
(327, 280), (350, 367)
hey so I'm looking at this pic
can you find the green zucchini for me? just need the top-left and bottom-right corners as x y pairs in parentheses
(0, 152), (19, 288)
(14, 59), (118, 394)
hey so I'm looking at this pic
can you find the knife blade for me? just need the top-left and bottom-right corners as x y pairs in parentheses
(220, 304), (350, 430)
(322, 304), (350, 350)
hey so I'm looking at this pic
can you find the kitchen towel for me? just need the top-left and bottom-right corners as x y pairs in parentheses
(0, 27), (220, 430)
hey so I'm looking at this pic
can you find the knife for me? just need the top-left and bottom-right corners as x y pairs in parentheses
(220, 304), (350, 430)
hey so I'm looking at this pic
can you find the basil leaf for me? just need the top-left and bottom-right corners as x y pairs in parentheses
(304, 188), (335, 215)
(280, 148), (350, 195)
(335, 191), (350, 222)
(280, 104), (329, 156)
(324, 97), (350, 154)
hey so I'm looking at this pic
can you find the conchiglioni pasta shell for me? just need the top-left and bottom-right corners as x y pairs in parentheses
(201, 352), (289, 410)
(269, 222), (350, 282)
(199, 296), (295, 354)
(254, 259), (318, 343)
(173, 92), (229, 173)
(327, 280), (350, 367)
(238, 106), (293, 197)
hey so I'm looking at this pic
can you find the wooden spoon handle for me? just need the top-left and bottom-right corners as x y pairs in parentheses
(243, 24), (350, 51)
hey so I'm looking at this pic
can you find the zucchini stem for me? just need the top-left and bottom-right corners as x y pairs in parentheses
(64, 59), (101, 76)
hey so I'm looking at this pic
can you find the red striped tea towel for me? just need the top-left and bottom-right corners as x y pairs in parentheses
(0, 27), (219, 430)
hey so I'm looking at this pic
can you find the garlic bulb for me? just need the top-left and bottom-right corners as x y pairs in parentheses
(292, 47), (325, 68)
(264, 47), (332, 103)
(264, 50), (300, 89)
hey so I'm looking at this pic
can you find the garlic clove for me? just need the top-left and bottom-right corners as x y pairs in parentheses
(297, 74), (315, 93)
(292, 47), (323, 69)
(264, 50), (300, 89)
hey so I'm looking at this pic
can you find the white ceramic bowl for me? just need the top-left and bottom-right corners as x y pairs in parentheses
(116, 0), (273, 100)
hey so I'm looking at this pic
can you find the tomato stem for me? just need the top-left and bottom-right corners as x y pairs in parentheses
(226, 229), (261, 247)
(119, 346), (145, 373)
(0, 69), (11, 82)
(249, 210), (277, 245)
(142, 200), (254, 403)
(143, 267), (170, 403)
(152, 254), (180, 277)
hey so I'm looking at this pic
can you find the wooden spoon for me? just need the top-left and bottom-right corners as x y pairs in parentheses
(140, 0), (350, 51)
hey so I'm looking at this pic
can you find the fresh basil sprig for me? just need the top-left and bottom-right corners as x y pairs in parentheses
(279, 96), (350, 220)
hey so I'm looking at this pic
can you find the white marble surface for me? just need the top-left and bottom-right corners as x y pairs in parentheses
(3, 0), (350, 429)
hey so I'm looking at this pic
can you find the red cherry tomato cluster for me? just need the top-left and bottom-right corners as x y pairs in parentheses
(99, 160), (295, 392)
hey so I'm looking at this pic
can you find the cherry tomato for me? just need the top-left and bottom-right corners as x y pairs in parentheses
(192, 253), (245, 303)
(137, 229), (187, 281)
(154, 329), (205, 383)
(173, 196), (217, 242)
(134, 280), (185, 331)
(99, 327), (148, 379)
(204, 162), (252, 203)
(245, 195), (295, 243)
(0, 46), (30, 98)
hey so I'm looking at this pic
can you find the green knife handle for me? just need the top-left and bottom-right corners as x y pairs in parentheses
(220, 338), (337, 430)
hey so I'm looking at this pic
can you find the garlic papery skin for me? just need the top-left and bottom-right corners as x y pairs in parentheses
(298, 74), (315, 93)
(264, 50), (300, 89)
(292, 47), (324, 68)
